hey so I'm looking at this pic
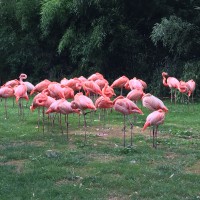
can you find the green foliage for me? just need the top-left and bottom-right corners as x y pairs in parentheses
(151, 15), (200, 58)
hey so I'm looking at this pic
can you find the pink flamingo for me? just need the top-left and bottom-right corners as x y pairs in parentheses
(14, 74), (29, 117)
(187, 79), (196, 104)
(30, 79), (51, 95)
(82, 80), (103, 96)
(46, 99), (80, 138)
(47, 82), (65, 99)
(126, 89), (144, 103)
(113, 96), (143, 147)
(30, 92), (56, 133)
(142, 109), (166, 148)
(88, 72), (104, 81)
(111, 75), (129, 95)
(162, 72), (180, 103)
(71, 92), (96, 142)
(102, 83), (116, 98)
(95, 96), (113, 129)
(0, 85), (15, 118)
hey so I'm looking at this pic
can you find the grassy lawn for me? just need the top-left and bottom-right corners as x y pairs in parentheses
(0, 97), (200, 200)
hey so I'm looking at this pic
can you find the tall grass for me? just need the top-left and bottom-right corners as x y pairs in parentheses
(0, 98), (200, 200)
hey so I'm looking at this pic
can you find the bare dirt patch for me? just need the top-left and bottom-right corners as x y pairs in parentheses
(0, 141), (46, 150)
(185, 161), (200, 174)
(88, 153), (123, 163)
(0, 159), (27, 173)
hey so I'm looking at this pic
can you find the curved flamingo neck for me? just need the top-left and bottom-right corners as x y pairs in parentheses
(162, 73), (168, 87)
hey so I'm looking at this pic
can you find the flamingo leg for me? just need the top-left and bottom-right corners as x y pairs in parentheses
(127, 115), (134, 146)
(83, 111), (87, 143)
(170, 89), (173, 103)
(59, 113), (63, 134)
(42, 107), (45, 134)
(103, 108), (106, 129)
(66, 114), (69, 140)
(155, 125), (158, 149)
(123, 114), (126, 147)
(152, 126), (155, 148)
(120, 87), (123, 96)
(5, 98), (8, 119)
(37, 108), (40, 131)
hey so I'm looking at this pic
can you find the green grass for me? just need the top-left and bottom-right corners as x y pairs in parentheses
(0, 98), (200, 200)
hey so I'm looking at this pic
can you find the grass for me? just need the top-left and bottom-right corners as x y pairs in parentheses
(0, 97), (200, 200)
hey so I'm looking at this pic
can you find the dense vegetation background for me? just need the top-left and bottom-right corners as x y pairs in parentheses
(0, 0), (200, 96)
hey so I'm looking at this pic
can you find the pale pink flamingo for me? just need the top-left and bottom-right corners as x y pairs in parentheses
(142, 109), (165, 148)
(71, 92), (96, 142)
(162, 72), (180, 103)
(113, 96), (143, 147)
(142, 93), (168, 112)
(178, 80), (190, 103)
(187, 79), (196, 104)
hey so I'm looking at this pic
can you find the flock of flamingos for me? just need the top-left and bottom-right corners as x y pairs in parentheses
(0, 72), (196, 148)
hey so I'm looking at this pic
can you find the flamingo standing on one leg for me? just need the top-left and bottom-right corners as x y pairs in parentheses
(71, 92), (96, 143)
(95, 96), (113, 130)
(111, 75), (129, 96)
(142, 109), (166, 148)
(113, 96), (143, 147)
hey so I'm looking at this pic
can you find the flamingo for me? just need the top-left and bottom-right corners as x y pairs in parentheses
(102, 83), (116, 98)
(187, 79), (196, 104)
(111, 75), (129, 95)
(127, 77), (144, 90)
(142, 93), (168, 112)
(95, 96), (113, 129)
(0, 85), (15, 118)
(113, 96), (143, 147)
(88, 72), (104, 81)
(46, 99), (80, 138)
(126, 89), (144, 103)
(47, 82), (65, 99)
(178, 81), (190, 103)
(30, 79), (51, 95)
(82, 80), (103, 96)
(162, 72), (180, 103)
(71, 92), (96, 142)
(142, 109), (166, 148)
(4, 79), (20, 107)
(14, 73), (29, 117)
(30, 92), (56, 133)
